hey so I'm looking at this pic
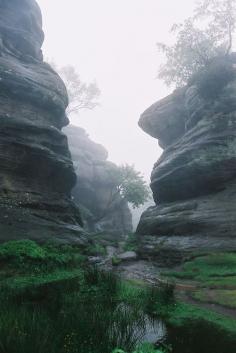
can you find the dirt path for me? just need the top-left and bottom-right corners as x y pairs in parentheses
(115, 259), (236, 319)
(177, 290), (236, 319)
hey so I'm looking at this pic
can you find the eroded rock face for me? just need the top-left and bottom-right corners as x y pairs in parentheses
(0, 0), (87, 244)
(137, 56), (236, 263)
(64, 125), (133, 236)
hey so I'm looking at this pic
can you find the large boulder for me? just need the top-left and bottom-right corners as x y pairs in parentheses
(64, 125), (133, 235)
(0, 0), (87, 244)
(137, 56), (236, 263)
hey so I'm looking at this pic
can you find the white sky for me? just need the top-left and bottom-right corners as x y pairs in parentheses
(37, 0), (196, 180)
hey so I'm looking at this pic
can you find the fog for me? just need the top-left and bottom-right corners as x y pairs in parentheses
(37, 0), (196, 180)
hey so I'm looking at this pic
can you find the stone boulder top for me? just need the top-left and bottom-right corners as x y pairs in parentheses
(0, 0), (69, 129)
(139, 88), (187, 149)
(139, 55), (236, 149)
(0, 0), (44, 61)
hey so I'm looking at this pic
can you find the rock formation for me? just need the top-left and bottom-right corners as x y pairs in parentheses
(0, 0), (86, 243)
(137, 56), (236, 264)
(64, 125), (133, 236)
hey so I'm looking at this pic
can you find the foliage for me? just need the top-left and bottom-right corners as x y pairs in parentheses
(145, 282), (175, 316)
(0, 240), (46, 261)
(163, 252), (236, 283)
(52, 63), (100, 116)
(2, 241), (236, 352)
(168, 302), (236, 334)
(157, 0), (236, 87)
(123, 233), (138, 252)
(0, 255), (170, 353)
(166, 302), (236, 353)
(0, 240), (176, 353)
(107, 164), (151, 209)
(86, 243), (107, 256)
(189, 56), (235, 99)
(0, 240), (86, 273)
(117, 281), (175, 321)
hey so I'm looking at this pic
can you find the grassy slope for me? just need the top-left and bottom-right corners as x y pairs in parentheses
(0, 240), (165, 353)
(1, 240), (236, 351)
(160, 252), (236, 335)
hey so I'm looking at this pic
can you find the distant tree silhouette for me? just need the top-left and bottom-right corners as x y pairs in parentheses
(51, 63), (100, 116)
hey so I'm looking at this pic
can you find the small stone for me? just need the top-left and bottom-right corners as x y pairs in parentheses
(117, 251), (137, 261)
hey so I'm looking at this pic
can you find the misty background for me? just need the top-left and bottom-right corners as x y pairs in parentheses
(37, 0), (196, 180)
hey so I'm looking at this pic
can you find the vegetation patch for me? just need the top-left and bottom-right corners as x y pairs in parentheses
(86, 242), (107, 256)
(162, 252), (236, 284)
(122, 233), (138, 252)
(192, 289), (236, 309)
(165, 302), (236, 353)
(161, 251), (236, 343)
(0, 240), (169, 353)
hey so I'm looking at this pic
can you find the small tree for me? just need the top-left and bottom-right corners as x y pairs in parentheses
(96, 164), (151, 222)
(112, 164), (151, 209)
(51, 63), (100, 116)
(157, 0), (236, 87)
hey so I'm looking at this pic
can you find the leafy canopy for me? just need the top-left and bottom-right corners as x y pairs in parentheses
(157, 0), (236, 87)
(108, 164), (151, 209)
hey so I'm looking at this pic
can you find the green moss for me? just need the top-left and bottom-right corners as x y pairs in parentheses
(1, 268), (83, 291)
(168, 302), (236, 334)
(192, 289), (236, 309)
(0, 240), (46, 261)
(163, 252), (236, 284)
(161, 252), (236, 335)
(0, 240), (86, 274)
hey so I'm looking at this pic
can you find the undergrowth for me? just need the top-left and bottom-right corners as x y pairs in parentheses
(0, 240), (168, 353)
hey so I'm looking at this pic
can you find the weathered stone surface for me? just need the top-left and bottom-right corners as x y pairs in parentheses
(117, 251), (137, 261)
(0, 0), (87, 244)
(137, 56), (236, 262)
(138, 88), (187, 149)
(64, 125), (133, 235)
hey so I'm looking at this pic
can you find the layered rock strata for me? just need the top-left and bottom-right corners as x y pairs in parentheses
(0, 0), (86, 243)
(64, 125), (133, 236)
(137, 56), (236, 263)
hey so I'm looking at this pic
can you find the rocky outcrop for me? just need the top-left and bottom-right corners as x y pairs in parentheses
(137, 56), (236, 264)
(64, 125), (133, 235)
(0, 0), (87, 244)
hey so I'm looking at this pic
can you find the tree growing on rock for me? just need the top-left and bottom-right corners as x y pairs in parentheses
(96, 164), (151, 222)
(112, 164), (151, 208)
(157, 0), (236, 87)
(51, 63), (101, 116)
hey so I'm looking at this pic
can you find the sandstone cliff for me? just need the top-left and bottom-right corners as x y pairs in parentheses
(64, 125), (133, 236)
(0, 0), (86, 243)
(137, 56), (236, 264)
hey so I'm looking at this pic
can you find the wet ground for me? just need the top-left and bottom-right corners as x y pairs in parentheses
(114, 260), (163, 283)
